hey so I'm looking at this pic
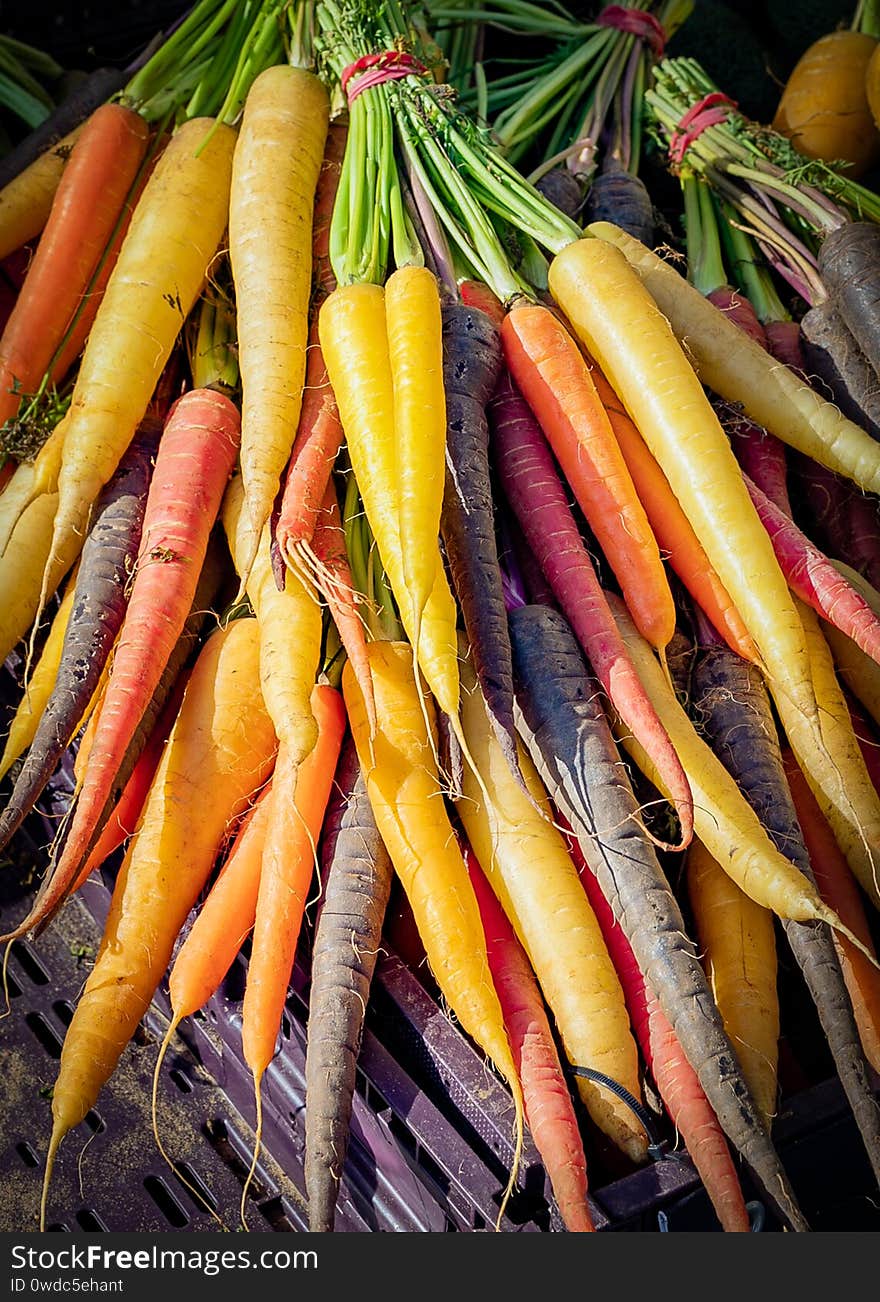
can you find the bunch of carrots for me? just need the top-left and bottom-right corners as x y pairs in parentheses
(0, 0), (878, 1237)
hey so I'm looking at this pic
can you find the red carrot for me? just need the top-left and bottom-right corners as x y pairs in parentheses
(565, 821), (751, 1232)
(744, 472), (880, 667)
(459, 279), (506, 329)
(45, 387), (241, 893)
(489, 370), (693, 849)
(464, 843), (595, 1233)
(0, 104), (151, 427)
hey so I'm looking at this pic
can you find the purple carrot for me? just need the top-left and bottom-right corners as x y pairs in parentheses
(488, 369), (694, 852)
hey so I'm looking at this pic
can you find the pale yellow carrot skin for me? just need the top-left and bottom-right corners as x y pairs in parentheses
(0, 126), (82, 260)
(229, 65), (329, 584)
(0, 490), (80, 666)
(771, 600), (880, 911)
(687, 838), (780, 1128)
(549, 236), (820, 733)
(221, 474), (322, 765)
(587, 221), (880, 495)
(320, 285), (460, 719)
(48, 616), (277, 1142)
(606, 593), (853, 925)
(456, 654), (648, 1164)
(47, 118), (236, 586)
(0, 564), (77, 781)
(385, 265), (447, 645)
(0, 415), (68, 556)
(342, 641), (524, 1140)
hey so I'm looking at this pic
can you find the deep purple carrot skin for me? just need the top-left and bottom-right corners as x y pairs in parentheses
(305, 733), (395, 1233)
(439, 300), (522, 782)
(690, 637), (880, 1186)
(764, 320), (807, 374)
(790, 454), (880, 592)
(744, 472), (880, 665)
(0, 425), (158, 856)
(535, 168), (584, 223)
(706, 287), (768, 346)
(817, 222), (880, 378)
(800, 301), (880, 442)
(490, 370), (694, 851)
(728, 414), (791, 515)
(506, 602), (809, 1232)
(583, 160), (654, 248)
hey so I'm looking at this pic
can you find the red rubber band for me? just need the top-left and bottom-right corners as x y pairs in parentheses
(596, 6), (666, 57)
(668, 92), (737, 164)
(340, 50), (427, 104)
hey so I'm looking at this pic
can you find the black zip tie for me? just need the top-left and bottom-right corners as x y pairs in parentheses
(569, 1065), (677, 1161)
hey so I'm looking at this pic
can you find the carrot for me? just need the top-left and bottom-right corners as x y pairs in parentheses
(0, 66), (132, 190)
(385, 265), (448, 662)
(0, 125), (82, 261)
(464, 845), (595, 1233)
(304, 734), (395, 1233)
(0, 486), (81, 668)
(440, 303), (521, 784)
(44, 388), (241, 904)
(0, 564), (78, 784)
(570, 823), (751, 1232)
(771, 600), (880, 913)
(241, 684), (346, 1211)
(608, 592), (860, 917)
(501, 299), (674, 652)
(817, 222), (880, 378)
(549, 235), (821, 733)
(0, 430), (156, 860)
(229, 64), (330, 586)
(319, 284), (461, 722)
(690, 630), (880, 1180)
(274, 118), (348, 570)
(303, 479), (376, 738)
(506, 601), (808, 1230)
(582, 159), (653, 248)
(222, 472), (322, 766)
(728, 414), (791, 517)
(341, 640), (526, 1218)
(43, 116), (236, 597)
(39, 615), (278, 1229)
(0, 416), (68, 559)
(586, 222), (880, 496)
(72, 665), (192, 891)
(744, 472), (880, 669)
(783, 748), (880, 1077)
(584, 360), (758, 662)
(686, 838), (780, 1127)
(799, 300), (880, 442)
(791, 458), (880, 594)
(0, 104), (151, 428)
(456, 644), (648, 1165)
(458, 279), (505, 328)
(489, 369), (694, 848)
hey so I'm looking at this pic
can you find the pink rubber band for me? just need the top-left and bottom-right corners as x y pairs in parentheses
(596, 6), (666, 57)
(341, 50), (427, 104)
(668, 92), (738, 163)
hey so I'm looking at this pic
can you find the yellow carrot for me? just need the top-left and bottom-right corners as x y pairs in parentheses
(221, 473), (322, 765)
(0, 563), (78, 782)
(456, 650), (648, 1164)
(228, 64), (329, 586)
(0, 491), (79, 667)
(342, 640), (525, 1215)
(587, 221), (880, 495)
(44, 117), (235, 604)
(0, 126), (82, 261)
(686, 838), (780, 1128)
(548, 236), (820, 733)
(319, 284), (461, 720)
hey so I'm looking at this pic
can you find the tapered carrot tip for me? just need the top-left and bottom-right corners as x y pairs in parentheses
(821, 903), (880, 972)
(240, 1074), (264, 1232)
(39, 1122), (64, 1232)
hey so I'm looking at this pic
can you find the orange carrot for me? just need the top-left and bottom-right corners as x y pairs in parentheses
(44, 388), (241, 900)
(585, 353), (759, 663)
(501, 300), (675, 651)
(0, 104), (151, 427)
(464, 843), (595, 1233)
(783, 748), (880, 1075)
(241, 684), (347, 1082)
